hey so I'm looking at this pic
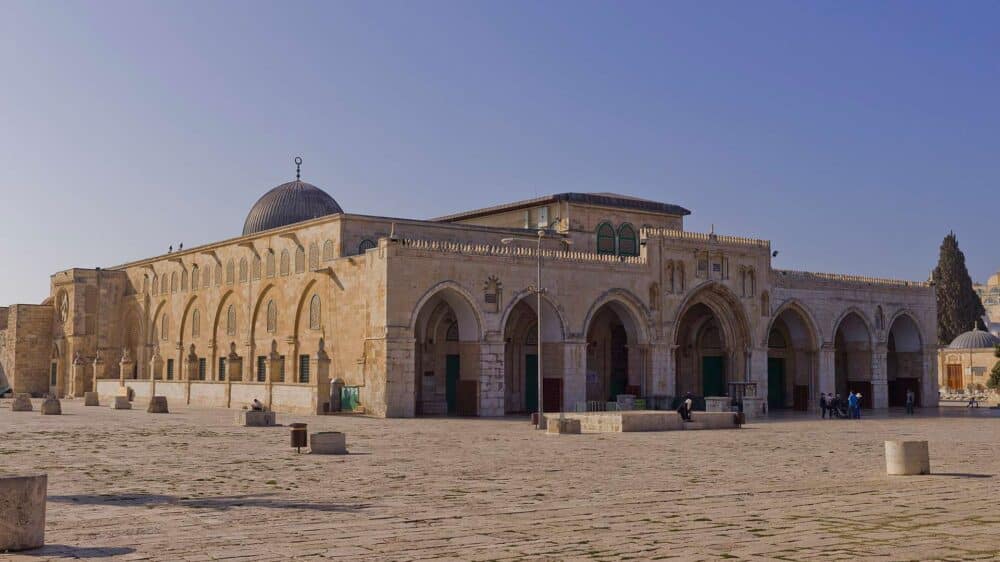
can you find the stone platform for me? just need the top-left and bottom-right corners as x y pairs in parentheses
(547, 410), (739, 433)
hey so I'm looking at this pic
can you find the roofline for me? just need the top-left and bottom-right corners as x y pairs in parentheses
(432, 192), (692, 223)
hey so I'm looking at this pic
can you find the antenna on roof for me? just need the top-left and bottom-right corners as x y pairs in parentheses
(295, 156), (302, 181)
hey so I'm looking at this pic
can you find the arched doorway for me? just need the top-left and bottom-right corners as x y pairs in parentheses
(585, 300), (644, 403)
(834, 312), (873, 409)
(412, 286), (482, 416)
(673, 285), (751, 405)
(766, 305), (820, 411)
(502, 296), (564, 414)
(887, 313), (924, 407)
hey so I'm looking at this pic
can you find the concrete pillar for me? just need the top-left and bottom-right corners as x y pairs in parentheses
(562, 340), (587, 411)
(478, 340), (505, 416)
(818, 343), (836, 397)
(872, 343), (888, 409)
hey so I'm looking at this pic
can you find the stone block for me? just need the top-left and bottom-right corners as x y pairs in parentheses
(690, 412), (738, 429)
(704, 396), (730, 412)
(546, 418), (581, 434)
(310, 431), (347, 455)
(236, 410), (276, 427)
(742, 397), (765, 420)
(39, 398), (61, 415)
(885, 440), (930, 475)
(83, 392), (100, 406)
(146, 396), (169, 414)
(112, 396), (132, 410)
(0, 473), (47, 551)
(11, 394), (32, 412)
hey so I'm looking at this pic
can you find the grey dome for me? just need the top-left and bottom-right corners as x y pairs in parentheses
(243, 180), (343, 235)
(947, 327), (1000, 350)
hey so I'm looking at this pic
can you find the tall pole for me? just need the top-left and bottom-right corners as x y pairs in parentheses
(536, 230), (544, 429)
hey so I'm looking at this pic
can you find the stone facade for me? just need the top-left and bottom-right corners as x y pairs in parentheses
(0, 185), (938, 415)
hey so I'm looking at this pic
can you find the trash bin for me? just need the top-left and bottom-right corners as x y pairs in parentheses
(290, 423), (308, 453)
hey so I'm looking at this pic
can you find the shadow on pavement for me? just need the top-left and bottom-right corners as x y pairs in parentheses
(932, 472), (993, 479)
(17, 545), (135, 558)
(48, 492), (369, 512)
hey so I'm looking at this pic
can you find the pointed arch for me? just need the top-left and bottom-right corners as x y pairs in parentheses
(764, 298), (823, 350)
(581, 288), (653, 344)
(294, 246), (305, 273)
(250, 283), (277, 342)
(831, 307), (875, 346)
(408, 280), (485, 341)
(617, 223), (638, 257)
(322, 239), (335, 261)
(308, 242), (320, 270)
(498, 289), (568, 342)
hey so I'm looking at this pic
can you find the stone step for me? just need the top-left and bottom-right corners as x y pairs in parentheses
(682, 422), (707, 430)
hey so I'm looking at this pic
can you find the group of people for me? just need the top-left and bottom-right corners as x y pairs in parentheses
(819, 392), (863, 419)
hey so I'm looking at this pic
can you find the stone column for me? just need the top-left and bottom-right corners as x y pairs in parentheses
(749, 346), (768, 397)
(383, 335), (416, 418)
(872, 343), (888, 409)
(244, 341), (254, 382)
(478, 340), (505, 417)
(312, 344), (331, 414)
(149, 347), (163, 396)
(648, 342), (671, 398)
(71, 353), (86, 398)
(922, 344), (940, 407)
(562, 340), (588, 411)
(286, 337), (299, 383)
(92, 352), (105, 386)
(118, 351), (132, 389)
(818, 343), (836, 397)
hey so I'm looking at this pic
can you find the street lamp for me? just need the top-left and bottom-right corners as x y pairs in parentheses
(502, 224), (572, 429)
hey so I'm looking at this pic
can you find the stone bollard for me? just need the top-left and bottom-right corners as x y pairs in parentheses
(0, 473), (47, 551)
(236, 410), (276, 427)
(83, 392), (100, 407)
(11, 394), (33, 412)
(546, 417), (581, 435)
(885, 440), (930, 475)
(146, 396), (169, 414)
(39, 398), (61, 416)
(111, 396), (132, 410)
(310, 431), (347, 455)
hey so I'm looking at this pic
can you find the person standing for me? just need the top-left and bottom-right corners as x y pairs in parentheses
(819, 392), (828, 419)
(847, 392), (859, 419)
(905, 389), (915, 415)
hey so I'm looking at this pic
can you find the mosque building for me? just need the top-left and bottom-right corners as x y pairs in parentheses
(0, 161), (939, 415)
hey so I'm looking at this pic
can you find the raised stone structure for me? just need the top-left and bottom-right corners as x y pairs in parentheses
(146, 396), (169, 414)
(83, 391), (99, 406)
(546, 417), (581, 434)
(310, 431), (347, 454)
(236, 409), (276, 426)
(39, 397), (61, 415)
(885, 440), (931, 475)
(0, 164), (938, 417)
(11, 394), (32, 412)
(111, 395), (132, 410)
(0, 473), (47, 551)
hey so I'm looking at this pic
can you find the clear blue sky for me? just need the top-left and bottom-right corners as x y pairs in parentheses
(1, 1), (997, 304)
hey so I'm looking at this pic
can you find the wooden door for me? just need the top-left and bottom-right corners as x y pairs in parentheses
(946, 364), (963, 391)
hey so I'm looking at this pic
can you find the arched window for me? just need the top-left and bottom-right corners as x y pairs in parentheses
(280, 250), (290, 276)
(226, 259), (235, 284)
(875, 306), (885, 330)
(596, 223), (616, 255)
(170, 272), (178, 293)
(181, 270), (188, 291)
(142, 275), (149, 295)
(308, 242), (319, 270)
(192, 309), (201, 338)
(309, 295), (321, 330)
(322, 240), (335, 262)
(266, 300), (277, 333)
(617, 224), (638, 256)
(226, 304), (237, 336)
(252, 256), (261, 280)
(161, 314), (169, 341)
(294, 247), (305, 273)
(358, 239), (377, 254)
(191, 265), (199, 289)
(266, 251), (276, 278)
(152, 276), (159, 295)
(214, 265), (222, 286)
(445, 321), (459, 341)
(239, 258), (248, 283)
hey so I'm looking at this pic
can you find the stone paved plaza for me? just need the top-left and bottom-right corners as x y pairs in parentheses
(2, 400), (1000, 561)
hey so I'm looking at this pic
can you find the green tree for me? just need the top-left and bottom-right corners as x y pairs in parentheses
(988, 345), (1000, 391)
(932, 232), (986, 344)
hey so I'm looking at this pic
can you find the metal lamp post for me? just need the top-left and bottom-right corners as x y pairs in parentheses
(502, 224), (572, 429)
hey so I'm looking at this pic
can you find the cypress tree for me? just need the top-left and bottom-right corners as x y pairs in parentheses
(932, 232), (985, 344)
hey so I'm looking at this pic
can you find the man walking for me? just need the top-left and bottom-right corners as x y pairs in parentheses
(905, 389), (915, 415)
(819, 392), (828, 419)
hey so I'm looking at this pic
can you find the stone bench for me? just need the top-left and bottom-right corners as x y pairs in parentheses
(0, 473), (47, 551)
(546, 417), (581, 435)
(40, 398), (61, 415)
(885, 440), (930, 475)
(236, 410), (276, 427)
(11, 394), (32, 412)
(310, 432), (347, 455)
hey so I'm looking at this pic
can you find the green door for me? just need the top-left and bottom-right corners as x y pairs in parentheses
(445, 354), (460, 415)
(702, 356), (725, 397)
(768, 358), (785, 410)
(525, 354), (538, 413)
